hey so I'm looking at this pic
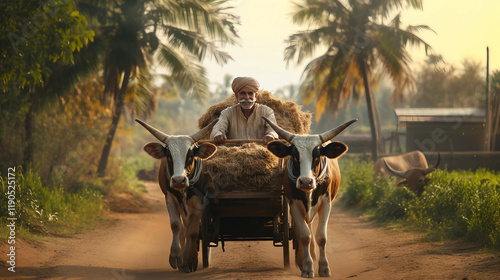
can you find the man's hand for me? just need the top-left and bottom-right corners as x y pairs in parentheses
(263, 135), (275, 145)
(214, 134), (227, 145)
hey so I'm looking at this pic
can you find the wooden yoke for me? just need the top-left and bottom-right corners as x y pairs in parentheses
(197, 139), (288, 146)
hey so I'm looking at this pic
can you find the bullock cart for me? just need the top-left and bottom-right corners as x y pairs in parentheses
(197, 139), (294, 269)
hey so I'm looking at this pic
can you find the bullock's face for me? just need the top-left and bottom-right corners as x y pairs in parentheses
(143, 136), (217, 190)
(398, 169), (429, 195)
(267, 136), (347, 191)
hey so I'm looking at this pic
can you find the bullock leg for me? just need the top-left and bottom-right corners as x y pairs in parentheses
(181, 196), (203, 273)
(290, 200), (314, 278)
(315, 195), (331, 277)
(165, 193), (183, 269)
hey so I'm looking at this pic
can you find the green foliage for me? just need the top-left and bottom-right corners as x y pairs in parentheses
(338, 158), (377, 207)
(0, 168), (103, 237)
(375, 186), (416, 221)
(90, 157), (147, 196)
(405, 170), (500, 246)
(286, 0), (432, 122)
(0, 0), (94, 91)
(411, 57), (485, 108)
(339, 158), (500, 249)
(32, 75), (109, 182)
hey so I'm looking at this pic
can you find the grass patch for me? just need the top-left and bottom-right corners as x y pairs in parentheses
(0, 168), (104, 238)
(338, 157), (500, 249)
(0, 156), (151, 240)
(65, 157), (148, 196)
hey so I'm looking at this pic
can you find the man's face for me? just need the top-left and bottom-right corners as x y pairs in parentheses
(235, 86), (257, 110)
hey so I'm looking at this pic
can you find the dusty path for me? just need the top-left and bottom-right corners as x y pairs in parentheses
(1, 181), (499, 279)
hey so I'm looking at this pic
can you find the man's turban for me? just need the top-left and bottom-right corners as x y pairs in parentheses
(232, 77), (260, 93)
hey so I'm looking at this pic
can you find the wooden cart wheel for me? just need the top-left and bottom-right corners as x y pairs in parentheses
(282, 194), (290, 268)
(201, 209), (211, 268)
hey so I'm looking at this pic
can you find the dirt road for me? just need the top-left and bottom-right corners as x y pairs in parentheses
(1, 181), (499, 279)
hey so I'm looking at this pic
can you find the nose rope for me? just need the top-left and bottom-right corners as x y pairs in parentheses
(164, 150), (202, 187)
(287, 157), (328, 184)
(316, 157), (329, 183)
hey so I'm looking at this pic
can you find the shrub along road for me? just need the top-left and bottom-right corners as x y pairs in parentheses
(1, 181), (498, 279)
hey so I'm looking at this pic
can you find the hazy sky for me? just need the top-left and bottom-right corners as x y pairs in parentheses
(203, 0), (500, 93)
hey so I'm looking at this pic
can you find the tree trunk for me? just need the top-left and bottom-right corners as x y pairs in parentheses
(372, 91), (385, 154)
(23, 87), (42, 170)
(97, 69), (131, 177)
(360, 62), (380, 161)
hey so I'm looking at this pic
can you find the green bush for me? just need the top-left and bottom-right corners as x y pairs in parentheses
(375, 187), (415, 221)
(64, 156), (148, 196)
(339, 158), (378, 207)
(338, 158), (500, 249)
(0, 168), (104, 237)
(406, 169), (500, 246)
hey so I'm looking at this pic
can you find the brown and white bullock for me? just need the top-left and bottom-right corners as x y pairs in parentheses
(263, 116), (357, 278)
(374, 150), (440, 195)
(136, 118), (218, 273)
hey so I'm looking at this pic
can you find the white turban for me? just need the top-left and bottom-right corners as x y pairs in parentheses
(232, 77), (260, 93)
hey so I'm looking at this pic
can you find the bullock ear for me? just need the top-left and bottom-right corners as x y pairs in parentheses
(194, 143), (217, 159)
(143, 143), (166, 159)
(267, 141), (291, 158)
(321, 141), (348, 159)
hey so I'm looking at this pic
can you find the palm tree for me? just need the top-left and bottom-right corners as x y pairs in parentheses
(285, 0), (433, 161)
(83, 0), (240, 176)
(212, 74), (233, 103)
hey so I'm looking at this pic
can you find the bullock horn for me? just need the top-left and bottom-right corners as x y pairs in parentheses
(135, 119), (170, 143)
(423, 152), (441, 175)
(190, 118), (219, 142)
(262, 116), (295, 142)
(318, 119), (358, 143)
(383, 159), (406, 178)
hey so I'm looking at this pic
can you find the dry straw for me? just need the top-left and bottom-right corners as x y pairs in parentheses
(199, 91), (312, 191)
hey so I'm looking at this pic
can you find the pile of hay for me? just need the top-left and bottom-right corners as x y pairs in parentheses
(206, 143), (281, 192)
(200, 91), (312, 191)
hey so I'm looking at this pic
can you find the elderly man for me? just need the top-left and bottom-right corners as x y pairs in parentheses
(210, 77), (278, 145)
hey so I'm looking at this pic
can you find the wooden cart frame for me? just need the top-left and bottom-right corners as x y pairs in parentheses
(199, 190), (293, 268)
(197, 140), (294, 268)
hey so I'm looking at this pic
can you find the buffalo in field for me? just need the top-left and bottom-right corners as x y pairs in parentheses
(374, 150), (440, 195)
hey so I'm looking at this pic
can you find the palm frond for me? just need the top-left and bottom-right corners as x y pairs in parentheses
(369, 0), (423, 19)
(163, 25), (232, 65)
(291, 0), (348, 26)
(285, 25), (337, 65)
(157, 43), (209, 102)
(287, 0), (432, 122)
(161, 0), (240, 45)
(124, 65), (157, 120)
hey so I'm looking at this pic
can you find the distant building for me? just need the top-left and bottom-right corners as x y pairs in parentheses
(394, 108), (486, 152)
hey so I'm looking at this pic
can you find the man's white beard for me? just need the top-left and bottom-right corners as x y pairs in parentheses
(239, 99), (255, 110)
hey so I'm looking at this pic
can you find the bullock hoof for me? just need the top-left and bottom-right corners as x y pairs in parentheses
(181, 262), (198, 273)
(169, 255), (182, 269)
(301, 269), (314, 278)
(319, 267), (331, 277)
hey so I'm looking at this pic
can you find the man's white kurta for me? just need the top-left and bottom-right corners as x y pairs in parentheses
(210, 103), (278, 140)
